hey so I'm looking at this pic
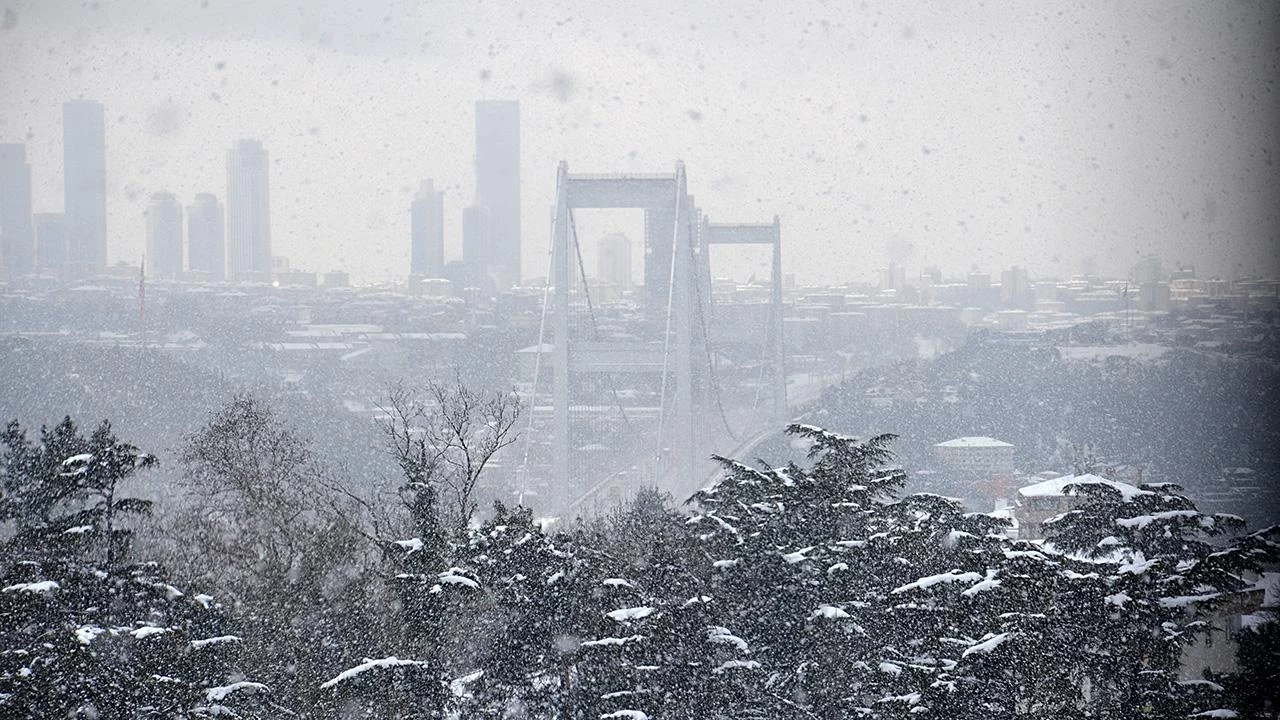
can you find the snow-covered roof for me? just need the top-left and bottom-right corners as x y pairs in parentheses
(1017, 473), (1148, 501)
(934, 436), (1014, 448)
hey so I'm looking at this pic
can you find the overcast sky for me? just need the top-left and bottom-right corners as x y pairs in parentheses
(1, 0), (1276, 285)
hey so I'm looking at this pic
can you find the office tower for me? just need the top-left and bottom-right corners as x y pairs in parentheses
(1000, 265), (1031, 306)
(63, 100), (107, 269)
(187, 193), (225, 280)
(475, 100), (520, 289)
(34, 214), (68, 269)
(0, 143), (34, 277)
(145, 192), (183, 278)
(33, 213), (68, 270)
(877, 261), (907, 292)
(462, 204), (492, 289)
(226, 139), (272, 281)
(410, 179), (445, 277)
(596, 232), (631, 289)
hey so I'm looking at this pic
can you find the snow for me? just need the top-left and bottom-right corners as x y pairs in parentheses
(582, 635), (644, 648)
(74, 625), (106, 645)
(892, 570), (982, 594)
(782, 546), (815, 564)
(960, 571), (1001, 597)
(320, 657), (427, 689)
(3, 580), (59, 594)
(393, 538), (424, 553)
(713, 659), (761, 673)
(601, 711), (650, 720)
(606, 606), (655, 622)
(1190, 711), (1239, 719)
(962, 632), (1011, 657)
(1017, 473), (1150, 501)
(707, 626), (748, 651)
(934, 436), (1013, 448)
(205, 681), (268, 702)
(602, 578), (634, 588)
(191, 635), (242, 649)
(1058, 343), (1171, 363)
(1160, 592), (1222, 608)
(61, 453), (94, 466)
(878, 662), (903, 675)
(449, 670), (483, 698)
(131, 626), (167, 639)
(1105, 592), (1132, 607)
(63, 525), (93, 535)
(1115, 510), (1199, 529)
(1118, 555), (1159, 575)
(436, 568), (479, 589)
(812, 604), (850, 619)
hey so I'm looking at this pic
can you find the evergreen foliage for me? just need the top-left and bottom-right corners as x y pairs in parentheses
(0, 417), (272, 718)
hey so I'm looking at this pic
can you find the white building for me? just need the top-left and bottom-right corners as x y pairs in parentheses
(932, 436), (1015, 476)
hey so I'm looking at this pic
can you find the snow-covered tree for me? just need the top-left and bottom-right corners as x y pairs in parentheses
(0, 417), (274, 717)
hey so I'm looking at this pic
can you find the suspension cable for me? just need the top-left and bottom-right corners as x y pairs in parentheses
(654, 190), (683, 477)
(517, 211), (556, 506)
(567, 209), (635, 432)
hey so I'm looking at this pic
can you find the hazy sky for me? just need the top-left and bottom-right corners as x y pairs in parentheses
(1, 0), (1276, 285)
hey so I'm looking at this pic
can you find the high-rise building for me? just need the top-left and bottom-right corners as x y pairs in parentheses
(1000, 266), (1031, 307)
(596, 232), (631, 289)
(226, 139), (272, 281)
(34, 214), (68, 270)
(410, 179), (445, 277)
(462, 204), (492, 290)
(0, 143), (34, 277)
(475, 100), (520, 289)
(187, 193), (225, 280)
(63, 100), (107, 269)
(145, 192), (183, 278)
(877, 261), (907, 292)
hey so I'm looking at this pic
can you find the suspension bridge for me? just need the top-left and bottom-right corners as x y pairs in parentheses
(518, 161), (787, 515)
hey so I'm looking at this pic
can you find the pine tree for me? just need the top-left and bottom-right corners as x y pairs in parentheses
(1042, 478), (1280, 718)
(0, 417), (273, 717)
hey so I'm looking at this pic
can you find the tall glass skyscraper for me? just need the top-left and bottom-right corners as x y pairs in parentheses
(225, 139), (272, 281)
(410, 179), (444, 277)
(0, 143), (34, 277)
(187, 193), (226, 281)
(145, 192), (183, 279)
(63, 100), (107, 269)
(475, 100), (520, 290)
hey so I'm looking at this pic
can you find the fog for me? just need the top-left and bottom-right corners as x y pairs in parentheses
(2, 0), (1276, 284)
(1, 2), (1279, 718)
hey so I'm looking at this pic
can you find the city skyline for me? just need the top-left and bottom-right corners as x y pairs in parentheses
(1, 1), (1276, 286)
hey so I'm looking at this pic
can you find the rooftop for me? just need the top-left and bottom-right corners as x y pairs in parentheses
(935, 436), (1014, 449)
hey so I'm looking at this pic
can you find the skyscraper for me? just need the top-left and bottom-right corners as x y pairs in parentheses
(187, 193), (225, 280)
(410, 179), (445, 277)
(0, 143), (34, 277)
(596, 232), (631, 289)
(145, 192), (183, 278)
(34, 214), (68, 270)
(475, 100), (520, 289)
(63, 100), (107, 269)
(462, 204), (492, 290)
(225, 139), (271, 281)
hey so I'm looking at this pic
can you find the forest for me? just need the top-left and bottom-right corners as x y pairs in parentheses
(1, 390), (1277, 719)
